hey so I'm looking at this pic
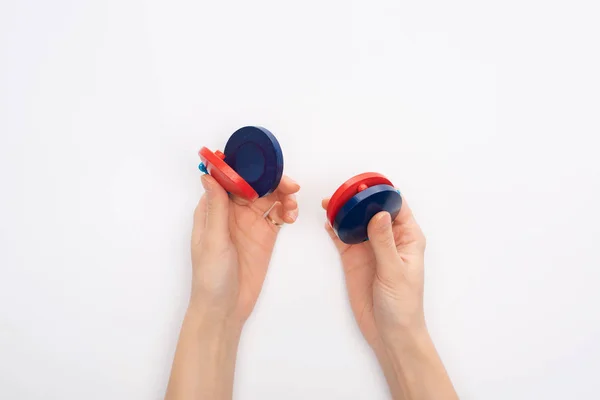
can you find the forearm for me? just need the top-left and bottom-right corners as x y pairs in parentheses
(165, 307), (242, 400)
(376, 328), (458, 400)
(374, 339), (406, 400)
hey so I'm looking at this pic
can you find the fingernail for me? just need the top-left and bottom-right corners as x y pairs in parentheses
(378, 212), (391, 226)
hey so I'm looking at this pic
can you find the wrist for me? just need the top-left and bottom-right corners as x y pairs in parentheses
(372, 324), (430, 363)
(379, 320), (429, 350)
(188, 282), (243, 324)
(184, 303), (243, 343)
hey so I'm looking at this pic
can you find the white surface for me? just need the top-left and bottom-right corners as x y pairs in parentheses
(1, 0), (599, 399)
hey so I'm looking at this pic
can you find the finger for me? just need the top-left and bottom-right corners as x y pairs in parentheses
(282, 194), (297, 210)
(192, 194), (208, 245)
(244, 176), (299, 216)
(394, 194), (418, 226)
(230, 194), (251, 207)
(392, 195), (426, 252)
(321, 197), (330, 210)
(324, 222), (350, 254)
(282, 205), (298, 224)
(201, 174), (230, 239)
(280, 193), (298, 224)
(276, 175), (300, 195)
(264, 199), (295, 225)
(367, 212), (400, 278)
(263, 201), (286, 226)
(249, 198), (274, 218)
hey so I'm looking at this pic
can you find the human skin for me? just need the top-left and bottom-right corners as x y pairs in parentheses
(165, 175), (458, 400)
(165, 174), (299, 400)
(321, 197), (458, 400)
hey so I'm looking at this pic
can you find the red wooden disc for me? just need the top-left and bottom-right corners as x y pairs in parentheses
(326, 172), (394, 225)
(199, 147), (259, 201)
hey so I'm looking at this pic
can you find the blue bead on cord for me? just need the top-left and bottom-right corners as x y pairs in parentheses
(198, 161), (232, 195)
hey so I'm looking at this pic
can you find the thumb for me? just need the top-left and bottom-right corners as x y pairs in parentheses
(201, 174), (230, 239)
(367, 212), (399, 275)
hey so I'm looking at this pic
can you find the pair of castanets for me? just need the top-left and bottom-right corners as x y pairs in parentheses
(199, 126), (402, 245)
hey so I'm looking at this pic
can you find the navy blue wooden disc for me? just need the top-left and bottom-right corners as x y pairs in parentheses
(223, 126), (284, 197)
(333, 184), (402, 244)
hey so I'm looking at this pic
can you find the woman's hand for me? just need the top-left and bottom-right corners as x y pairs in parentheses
(321, 196), (426, 347)
(191, 174), (300, 326)
(322, 196), (458, 400)
(166, 175), (300, 400)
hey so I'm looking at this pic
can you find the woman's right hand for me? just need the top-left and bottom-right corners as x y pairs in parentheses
(322, 196), (458, 400)
(321, 196), (427, 347)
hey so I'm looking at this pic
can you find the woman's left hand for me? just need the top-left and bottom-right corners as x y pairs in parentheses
(189, 174), (300, 327)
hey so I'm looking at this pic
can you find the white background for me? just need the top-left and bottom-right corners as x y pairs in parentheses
(1, 0), (599, 399)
